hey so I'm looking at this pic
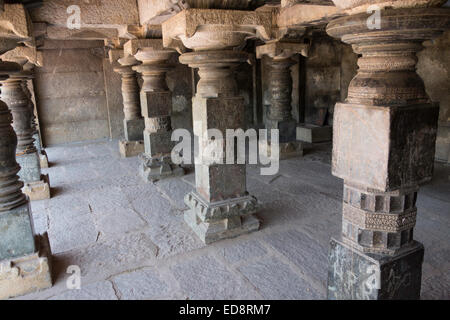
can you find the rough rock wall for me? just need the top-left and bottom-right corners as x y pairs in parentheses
(417, 31), (450, 163)
(34, 40), (111, 145)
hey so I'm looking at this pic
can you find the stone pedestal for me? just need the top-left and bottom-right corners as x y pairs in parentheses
(297, 124), (332, 143)
(114, 55), (145, 158)
(129, 40), (184, 181)
(256, 41), (309, 158)
(0, 56), (52, 299)
(328, 238), (424, 300)
(325, 3), (450, 299)
(0, 233), (52, 300)
(1, 67), (50, 200)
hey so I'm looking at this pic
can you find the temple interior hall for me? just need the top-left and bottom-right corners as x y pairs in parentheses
(0, 0), (449, 300)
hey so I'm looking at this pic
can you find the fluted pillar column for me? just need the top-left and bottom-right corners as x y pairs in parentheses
(162, 9), (272, 244)
(1, 63), (50, 201)
(257, 41), (309, 159)
(114, 55), (145, 158)
(129, 40), (184, 181)
(325, 1), (450, 299)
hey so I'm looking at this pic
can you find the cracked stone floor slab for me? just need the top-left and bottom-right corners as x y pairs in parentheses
(12, 140), (450, 300)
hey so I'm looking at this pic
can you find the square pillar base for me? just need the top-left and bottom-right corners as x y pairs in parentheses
(0, 233), (53, 300)
(139, 154), (184, 182)
(119, 140), (144, 158)
(17, 152), (41, 183)
(184, 191), (260, 244)
(124, 118), (145, 142)
(39, 151), (49, 169)
(259, 140), (303, 160)
(327, 238), (424, 300)
(22, 174), (51, 201)
(297, 124), (332, 143)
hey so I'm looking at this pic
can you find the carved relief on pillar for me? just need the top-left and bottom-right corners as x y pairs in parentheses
(325, 2), (450, 299)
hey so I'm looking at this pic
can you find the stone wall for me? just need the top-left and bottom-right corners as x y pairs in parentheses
(34, 40), (111, 145)
(417, 31), (450, 163)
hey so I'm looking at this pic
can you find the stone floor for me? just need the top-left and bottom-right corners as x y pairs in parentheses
(14, 140), (450, 300)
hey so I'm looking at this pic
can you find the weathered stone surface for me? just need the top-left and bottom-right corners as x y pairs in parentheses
(111, 267), (168, 300)
(50, 281), (117, 300)
(0, 233), (52, 300)
(238, 256), (322, 299)
(0, 203), (35, 261)
(333, 104), (439, 192)
(118, 140), (144, 158)
(328, 238), (424, 300)
(297, 124), (332, 143)
(170, 254), (259, 299)
(215, 238), (268, 265)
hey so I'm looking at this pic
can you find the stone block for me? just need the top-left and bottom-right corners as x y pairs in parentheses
(143, 131), (174, 156)
(119, 140), (144, 158)
(184, 191), (259, 244)
(124, 118), (145, 141)
(22, 175), (51, 201)
(297, 124), (332, 143)
(195, 164), (247, 203)
(266, 118), (297, 143)
(332, 103), (440, 191)
(0, 203), (36, 261)
(238, 256), (322, 299)
(39, 152), (49, 169)
(16, 152), (41, 183)
(327, 238), (424, 300)
(193, 96), (246, 134)
(0, 234), (52, 300)
(139, 154), (184, 182)
(140, 91), (172, 118)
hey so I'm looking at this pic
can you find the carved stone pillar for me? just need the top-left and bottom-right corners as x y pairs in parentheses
(256, 41), (309, 159)
(126, 39), (184, 181)
(0, 3), (52, 298)
(22, 62), (48, 168)
(163, 9), (272, 244)
(1, 64), (50, 201)
(114, 55), (145, 158)
(325, 2), (450, 299)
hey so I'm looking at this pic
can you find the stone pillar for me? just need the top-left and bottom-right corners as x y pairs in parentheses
(162, 9), (273, 244)
(22, 62), (48, 168)
(0, 59), (52, 299)
(256, 41), (309, 159)
(325, 2), (450, 299)
(126, 39), (184, 181)
(114, 55), (145, 158)
(1, 64), (50, 201)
